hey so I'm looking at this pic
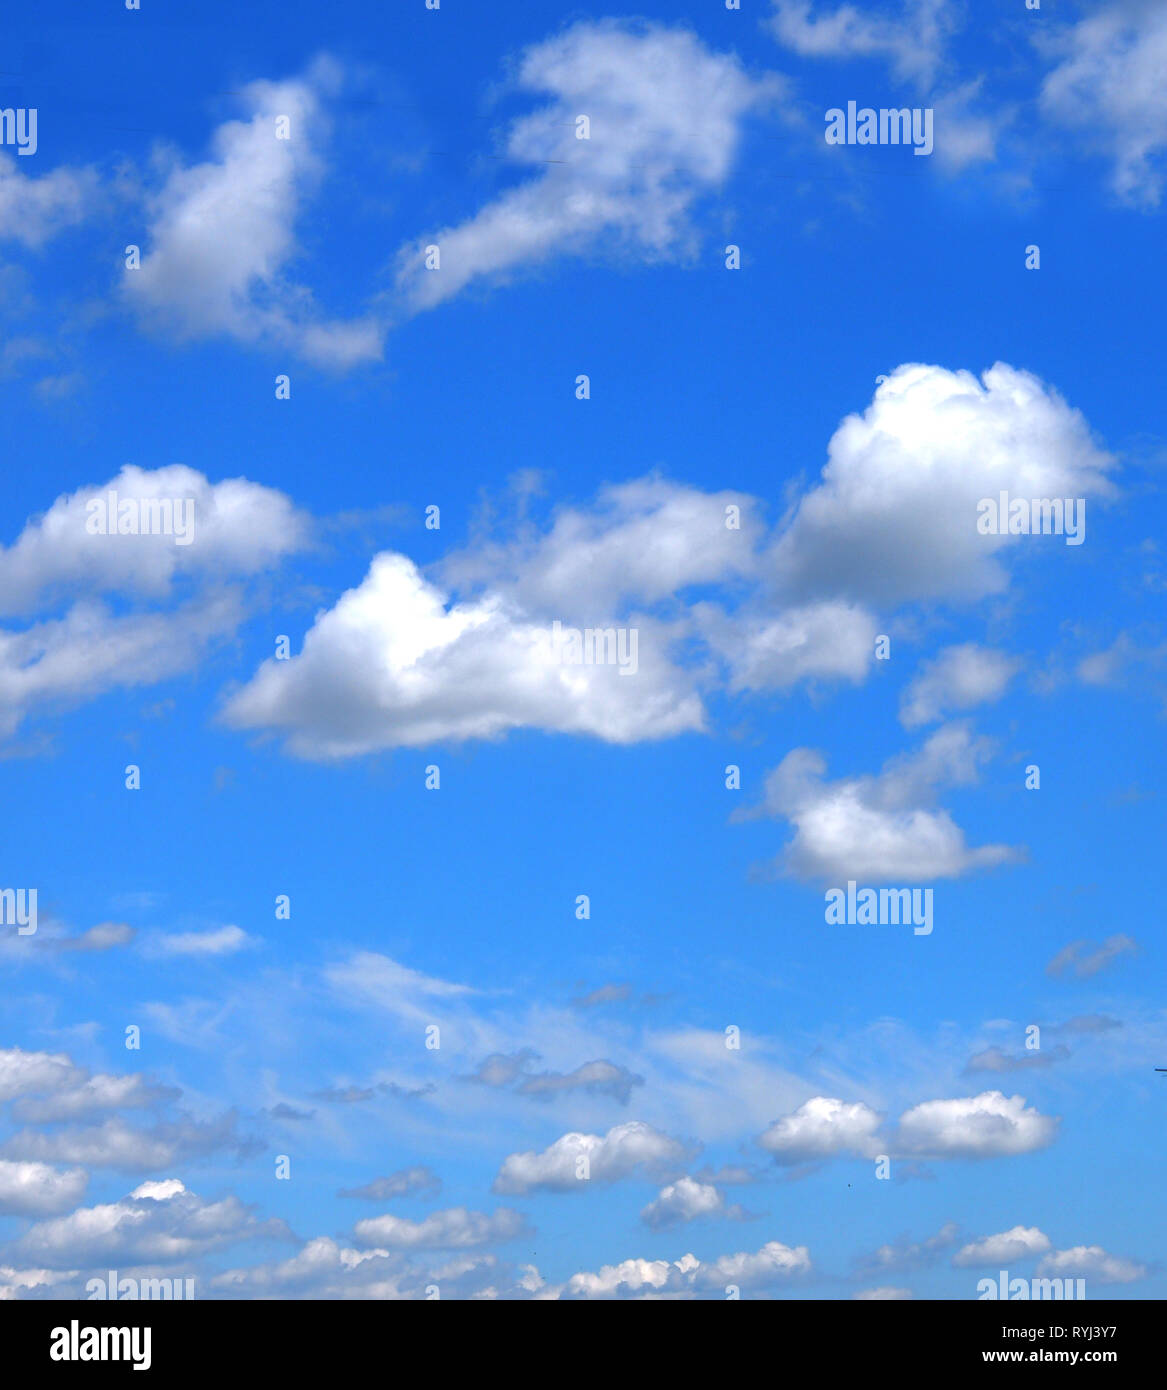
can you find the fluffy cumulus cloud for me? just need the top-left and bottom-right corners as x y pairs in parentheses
(1036, 1245), (1146, 1285)
(640, 1177), (742, 1230)
(771, 363), (1115, 606)
(900, 644), (1020, 728)
(952, 1225), (1051, 1268)
(493, 1121), (689, 1195)
(0, 465), (308, 615)
(221, 550), (705, 757)
(9, 1179), (288, 1268)
(0, 1159), (88, 1216)
(553, 1239), (809, 1299)
(895, 1091), (1058, 1159)
(758, 1096), (882, 1164)
(1039, 0), (1167, 207)
(398, 21), (781, 310)
(0, 465), (308, 740)
(125, 59), (381, 367)
(745, 721), (1020, 882)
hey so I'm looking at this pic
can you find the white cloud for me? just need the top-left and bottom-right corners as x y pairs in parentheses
(747, 721), (1020, 882)
(641, 1177), (732, 1230)
(0, 1048), (80, 1102)
(953, 1225), (1051, 1267)
(351, 1207), (527, 1251)
(895, 1091), (1058, 1159)
(0, 156), (99, 248)
(0, 465), (309, 615)
(398, 21), (781, 311)
(1040, 0), (1167, 207)
(144, 925), (256, 958)
(10, 1178), (288, 1268)
(12, 1073), (177, 1124)
(758, 1096), (882, 1164)
(697, 599), (877, 693)
(900, 644), (1020, 728)
(768, 0), (957, 90)
(1037, 1245), (1146, 1285)
(0, 1159), (88, 1216)
(493, 1121), (689, 1195)
(3, 1112), (256, 1171)
(552, 1238), (809, 1298)
(0, 466), (308, 740)
(772, 363), (1115, 606)
(126, 59), (381, 367)
(222, 550), (705, 757)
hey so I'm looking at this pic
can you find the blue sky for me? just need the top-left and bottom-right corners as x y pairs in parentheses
(0, 0), (1164, 1299)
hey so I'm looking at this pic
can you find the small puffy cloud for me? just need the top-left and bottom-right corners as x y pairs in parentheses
(0, 465), (309, 616)
(351, 1207), (527, 1252)
(895, 1091), (1058, 1159)
(953, 1226), (1051, 1267)
(0, 1048), (81, 1103)
(338, 1167), (441, 1202)
(10, 1178), (288, 1268)
(854, 1286), (914, 1300)
(0, 1159), (88, 1216)
(900, 644), (1020, 728)
(771, 363), (1115, 607)
(144, 925), (256, 958)
(554, 1239), (809, 1299)
(746, 722), (1020, 882)
(493, 1121), (690, 1195)
(758, 1096), (882, 1164)
(126, 60), (381, 367)
(1037, 1246), (1146, 1285)
(1046, 935), (1137, 980)
(641, 1177), (744, 1230)
(1039, 1), (1167, 207)
(398, 21), (781, 310)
